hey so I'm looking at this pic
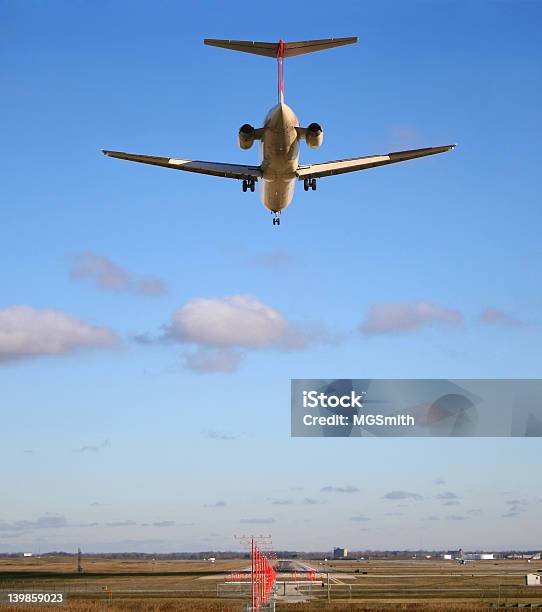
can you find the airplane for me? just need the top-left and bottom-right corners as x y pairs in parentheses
(103, 37), (456, 225)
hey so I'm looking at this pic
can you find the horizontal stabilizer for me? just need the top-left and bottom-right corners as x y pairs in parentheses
(204, 37), (357, 58)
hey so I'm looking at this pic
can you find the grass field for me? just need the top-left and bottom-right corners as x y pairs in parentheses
(0, 600), (500, 611)
(0, 556), (541, 610)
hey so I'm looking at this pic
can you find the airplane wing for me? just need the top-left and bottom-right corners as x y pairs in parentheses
(296, 145), (456, 179)
(102, 150), (261, 180)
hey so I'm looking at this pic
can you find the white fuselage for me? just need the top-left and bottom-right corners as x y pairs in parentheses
(260, 103), (300, 212)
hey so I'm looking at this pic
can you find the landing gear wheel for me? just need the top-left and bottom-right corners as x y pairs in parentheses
(272, 212), (281, 226)
(304, 178), (309, 191)
(250, 180), (255, 192)
(242, 179), (248, 193)
(311, 178), (317, 191)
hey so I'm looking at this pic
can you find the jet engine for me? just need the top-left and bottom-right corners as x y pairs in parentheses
(305, 122), (323, 148)
(238, 123), (256, 149)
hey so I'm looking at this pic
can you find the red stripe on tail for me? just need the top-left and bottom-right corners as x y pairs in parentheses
(277, 39), (284, 103)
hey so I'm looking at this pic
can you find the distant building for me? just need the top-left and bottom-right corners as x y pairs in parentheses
(463, 553), (495, 560)
(526, 573), (541, 586)
(443, 549), (462, 560)
(333, 547), (348, 559)
(23, 553), (33, 557)
(507, 552), (541, 560)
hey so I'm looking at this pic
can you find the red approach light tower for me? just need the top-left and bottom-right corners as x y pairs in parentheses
(250, 538), (276, 611)
(235, 535), (276, 611)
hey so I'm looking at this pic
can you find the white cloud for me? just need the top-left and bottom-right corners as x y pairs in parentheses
(350, 515), (370, 522)
(480, 307), (526, 327)
(135, 295), (332, 373)
(0, 515), (98, 533)
(0, 306), (118, 364)
(383, 490), (423, 501)
(136, 278), (167, 296)
(183, 348), (243, 373)
(70, 251), (167, 296)
(166, 295), (327, 356)
(169, 295), (287, 348)
(361, 301), (463, 334)
(204, 430), (240, 441)
(435, 492), (460, 500)
(252, 248), (293, 268)
(389, 126), (419, 149)
(321, 485), (359, 493)
(76, 439), (110, 453)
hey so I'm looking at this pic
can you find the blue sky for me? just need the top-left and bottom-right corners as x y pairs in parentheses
(1, 0), (541, 553)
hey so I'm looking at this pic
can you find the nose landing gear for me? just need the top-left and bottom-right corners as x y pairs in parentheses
(303, 177), (317, 191)
(242, 178), (256, 193)
(272, 212), (281, 226)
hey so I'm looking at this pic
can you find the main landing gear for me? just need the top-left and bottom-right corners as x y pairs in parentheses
(272, 212), (281, 226)
(242, 178), (256, 193)
(303, 177), (317, 191)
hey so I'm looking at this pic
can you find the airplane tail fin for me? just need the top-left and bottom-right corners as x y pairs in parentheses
(204, 37), (357, 104)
